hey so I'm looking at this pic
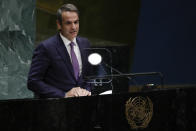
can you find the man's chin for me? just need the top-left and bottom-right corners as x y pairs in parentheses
(71, 34), (77, 39)
(68, 36), (77, 41)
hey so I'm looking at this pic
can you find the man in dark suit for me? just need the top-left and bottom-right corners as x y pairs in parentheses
(27, 4), (92, 98)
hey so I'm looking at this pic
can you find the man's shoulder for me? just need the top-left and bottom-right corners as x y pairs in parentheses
(35, 34), (60, 52)
(41, 34), (59, 47)
(76, 36), (91, 48)
(77, 36), (89, 41)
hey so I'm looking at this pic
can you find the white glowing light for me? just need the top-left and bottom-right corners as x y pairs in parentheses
(88, 53), (102, 65)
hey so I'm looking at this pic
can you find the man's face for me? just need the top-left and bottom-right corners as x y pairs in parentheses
(57, 11), (79, 41)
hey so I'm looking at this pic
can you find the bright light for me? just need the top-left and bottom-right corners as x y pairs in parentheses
(88, 53), (102, 65)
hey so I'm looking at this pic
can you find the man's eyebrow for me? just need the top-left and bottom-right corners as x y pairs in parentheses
(65, 21), (72, 24)
(64, 19), (79, 24)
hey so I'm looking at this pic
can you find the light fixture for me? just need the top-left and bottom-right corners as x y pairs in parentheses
(88, 53), (102, 65)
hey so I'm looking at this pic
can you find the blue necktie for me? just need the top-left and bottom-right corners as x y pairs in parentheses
(70, 42), (79, 80)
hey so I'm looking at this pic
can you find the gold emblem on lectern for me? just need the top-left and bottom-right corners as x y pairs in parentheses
(125, 96), (153, 129)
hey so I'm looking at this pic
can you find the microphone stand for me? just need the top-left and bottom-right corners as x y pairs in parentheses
(84, 48), (164, 89)
(85, 71), (164, 88)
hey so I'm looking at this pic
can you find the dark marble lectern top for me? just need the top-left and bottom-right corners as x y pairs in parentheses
(0, 87), (196, 131)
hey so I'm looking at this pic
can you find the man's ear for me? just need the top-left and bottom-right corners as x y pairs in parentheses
(56, 20), (61, 31)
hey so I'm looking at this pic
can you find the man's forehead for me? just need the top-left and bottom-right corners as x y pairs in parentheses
(62, 12), (78, 20)
(62, 11), (78, 17)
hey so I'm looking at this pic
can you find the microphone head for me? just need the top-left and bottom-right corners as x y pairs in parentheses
(88, 53), (102, 65)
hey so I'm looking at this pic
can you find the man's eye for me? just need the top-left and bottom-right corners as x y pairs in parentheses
(65, 22), (72, 25)
(74, 20), (79, 24)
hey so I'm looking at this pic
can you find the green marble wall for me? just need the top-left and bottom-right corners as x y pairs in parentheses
(0, 0), (35, 99)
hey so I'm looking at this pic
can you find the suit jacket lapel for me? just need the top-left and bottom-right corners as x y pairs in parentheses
(76, 37), (85, 75)
(55, 34), (75, 79)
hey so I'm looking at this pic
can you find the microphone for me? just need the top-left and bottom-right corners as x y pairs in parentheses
(85, 70), (164, 88)
(103, 63), (132, 80)
(83, 48), (113, 86)
(84, 48), (164, 88)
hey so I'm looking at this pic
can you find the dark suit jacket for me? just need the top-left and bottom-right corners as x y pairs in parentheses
(27, 34), (92, 98)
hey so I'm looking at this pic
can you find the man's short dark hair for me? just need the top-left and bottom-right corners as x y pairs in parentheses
(57, 4), (79, 25)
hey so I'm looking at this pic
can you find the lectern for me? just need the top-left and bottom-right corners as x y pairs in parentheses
(0, 87), (196, 131)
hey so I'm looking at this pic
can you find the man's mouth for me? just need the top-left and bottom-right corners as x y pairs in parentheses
(70, 31), (77, 34)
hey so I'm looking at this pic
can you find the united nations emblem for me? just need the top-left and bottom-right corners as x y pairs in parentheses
(125, 96), (153, 129)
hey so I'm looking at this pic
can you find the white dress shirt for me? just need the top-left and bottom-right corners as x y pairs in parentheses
(60, 33), (82, 75)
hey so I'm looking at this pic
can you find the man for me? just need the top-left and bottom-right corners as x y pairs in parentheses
(27, 4), (92, 98)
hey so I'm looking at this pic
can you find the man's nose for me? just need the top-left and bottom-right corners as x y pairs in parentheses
(71, 23), (76, 29)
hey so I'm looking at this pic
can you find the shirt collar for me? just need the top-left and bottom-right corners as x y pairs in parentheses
(59, 33), (77, 46)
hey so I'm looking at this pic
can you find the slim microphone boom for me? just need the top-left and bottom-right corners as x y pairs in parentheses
(84, 48), (164, 88)
(85, 63), (164, 88)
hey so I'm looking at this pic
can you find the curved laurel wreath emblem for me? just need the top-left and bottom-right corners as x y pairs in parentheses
(125, 96), (153, 129)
